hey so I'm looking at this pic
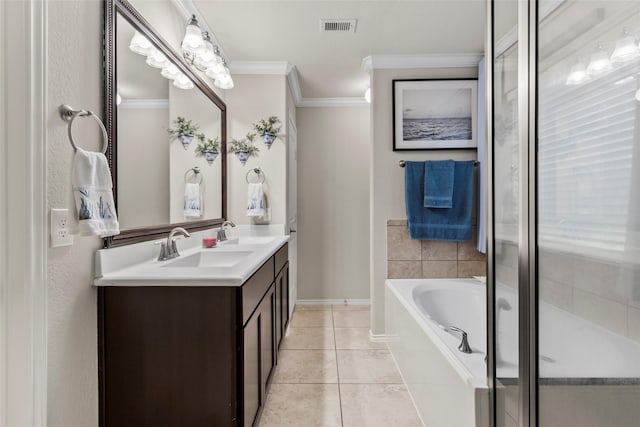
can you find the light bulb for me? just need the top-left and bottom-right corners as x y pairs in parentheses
(587, 48), (613, 77)
(161, 63), (181, 80)
(364, 87), (371, 103)
(129, 31), (155, 56)
(146, 51), (169, 69)
(173, 73), (194, 90)
(566, 61), (589, 86)
(215, 74), (234, 90)
(116, 93), (122, 106)
(181, 15), (205, 56)
(206, 61), (225, 79)
(610, 31), (640, 67)
(195, 33), (216, 69)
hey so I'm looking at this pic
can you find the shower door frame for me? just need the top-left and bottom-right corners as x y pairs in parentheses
(486, 0), (539, 426)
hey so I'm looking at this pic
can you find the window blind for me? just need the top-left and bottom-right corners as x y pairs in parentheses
(538, 63), (639, 254)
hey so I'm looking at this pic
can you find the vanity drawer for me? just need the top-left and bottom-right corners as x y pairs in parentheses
(274, 243), (288, 275)
(241, 257), (275, 326)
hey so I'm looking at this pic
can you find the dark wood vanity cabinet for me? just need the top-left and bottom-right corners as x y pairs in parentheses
(99, 243), (289, 427)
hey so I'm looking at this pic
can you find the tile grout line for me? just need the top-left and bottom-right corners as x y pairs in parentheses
(332, 305), (345, 427)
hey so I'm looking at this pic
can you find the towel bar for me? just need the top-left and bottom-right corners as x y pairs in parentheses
(59, 104), (108, 154)
(184, 167), (203, 184)
(399, 160), (479, 167)
(246, 167), (265, 184)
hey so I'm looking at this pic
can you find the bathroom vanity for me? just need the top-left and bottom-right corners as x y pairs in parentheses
(95, 234), (289, 427)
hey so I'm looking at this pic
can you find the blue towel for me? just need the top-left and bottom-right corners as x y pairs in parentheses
(424, 160), (455, 208)
(405, 160), (475, 241)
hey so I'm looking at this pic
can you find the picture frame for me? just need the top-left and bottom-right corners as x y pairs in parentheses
(392, 79), (478, 151)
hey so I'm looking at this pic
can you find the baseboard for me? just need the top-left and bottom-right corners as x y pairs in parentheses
(296, 299), (370, 305)
(369, 331), (397, 342)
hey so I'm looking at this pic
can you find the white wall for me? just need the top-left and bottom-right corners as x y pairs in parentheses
(46, 1), (103, 425)
(118, 106), (170, 228)
(297, 106), (370, 300)
(225, 75), (288, 225)
(370, 67), (478, 334)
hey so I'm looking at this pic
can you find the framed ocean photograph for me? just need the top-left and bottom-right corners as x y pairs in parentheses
(393, 79), (478, 151)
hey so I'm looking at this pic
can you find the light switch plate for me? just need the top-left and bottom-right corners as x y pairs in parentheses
(50, 208), (73, 247)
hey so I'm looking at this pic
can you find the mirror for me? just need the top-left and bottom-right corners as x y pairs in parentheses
(105, 0), (227, 247)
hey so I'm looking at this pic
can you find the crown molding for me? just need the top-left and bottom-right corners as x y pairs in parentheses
(286, 66), (303, 106)
(298, 97), (368, 108)
(362, 53), (483, 72)
(119, 99), (169, 109)
(229, 61), (293, 76)
(226, 62), (366, 107)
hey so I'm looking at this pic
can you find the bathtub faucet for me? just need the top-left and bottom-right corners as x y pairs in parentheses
(447, 326), (472, 354)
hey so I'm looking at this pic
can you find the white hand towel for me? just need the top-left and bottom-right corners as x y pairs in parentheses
(184, 183), (202, 218)
(70, 148), (120, 237)
(247, 183), (266, 217)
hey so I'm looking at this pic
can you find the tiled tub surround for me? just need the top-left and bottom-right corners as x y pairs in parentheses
(387, 220), (486, 279)
(496, 240), (640, 343)
(258, 304), (423, 427)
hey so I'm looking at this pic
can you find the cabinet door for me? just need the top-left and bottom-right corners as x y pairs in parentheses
(243, 312), (261, 427)
(282, 264), (290, 330)
(275, 272), (283, 351)
(260, 285), (276, 394)
(275, 263), (290, 351)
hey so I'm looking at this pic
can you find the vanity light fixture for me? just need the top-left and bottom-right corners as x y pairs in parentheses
(179, 15), (234, 90)
(610, 30), (640, 67)
(181, 15), (205, 60)
(161, 63), (181, 80)
(129, 31), (155, 56)
(364, 87), (371, 103)
(146, 50), (169, 69)
(194, 32), (216, 70)
(587, 45), (613, 77)
(566, 60), (589, 86)
(173, 73), (195, 90)
(215, 74), (234, 90)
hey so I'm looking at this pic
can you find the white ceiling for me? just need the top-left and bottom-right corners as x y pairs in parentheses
(193, 1), (485, 98)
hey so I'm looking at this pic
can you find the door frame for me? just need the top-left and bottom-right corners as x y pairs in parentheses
(0, 1), (48, 425)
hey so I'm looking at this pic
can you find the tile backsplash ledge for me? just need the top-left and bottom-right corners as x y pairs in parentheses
(386, 219), (486, 279)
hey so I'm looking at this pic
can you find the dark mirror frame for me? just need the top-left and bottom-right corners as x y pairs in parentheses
(103, 0), (227, 247)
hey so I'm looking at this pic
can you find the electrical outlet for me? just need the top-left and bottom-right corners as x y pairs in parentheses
(51, 208), (74, 247)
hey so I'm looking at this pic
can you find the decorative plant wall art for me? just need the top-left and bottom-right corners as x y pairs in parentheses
(253, 116), (282, 150)
(228, 132), (260, 166)
(194, 133), (220, 165)
(167, 116), (199, 150)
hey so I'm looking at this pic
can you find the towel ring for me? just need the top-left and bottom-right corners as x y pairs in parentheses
(246, 167), (265, 184)
(184, 166), (203, 184)
(59, 104), (108, 154)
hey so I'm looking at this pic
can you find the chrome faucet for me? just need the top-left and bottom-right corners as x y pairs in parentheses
(157, 227), (191, 261)
(447, 326), (472, 354)
(217, 220), (236, 242)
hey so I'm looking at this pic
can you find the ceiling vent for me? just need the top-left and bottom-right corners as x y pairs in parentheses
(321, 19), (357, 33)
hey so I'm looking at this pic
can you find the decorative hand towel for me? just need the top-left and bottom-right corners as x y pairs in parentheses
(184, 183), (202, 218)
(405, 160), (475, 241)
(247, 182), (266, 217)
(424, 160), (455, 208)
(70, 147), (119, 237)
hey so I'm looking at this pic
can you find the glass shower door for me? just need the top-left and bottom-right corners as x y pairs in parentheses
(491, 1), (521, 426)
(537, 1), (640, 425)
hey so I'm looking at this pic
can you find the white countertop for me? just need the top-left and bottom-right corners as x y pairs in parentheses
(94, 225), (289, 287)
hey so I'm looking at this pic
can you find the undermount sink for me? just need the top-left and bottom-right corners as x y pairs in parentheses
(163, 250), (254, 268)
(224, 236), (276, 245)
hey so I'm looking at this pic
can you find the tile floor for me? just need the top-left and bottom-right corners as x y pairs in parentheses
(258, 304), (424, 427)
